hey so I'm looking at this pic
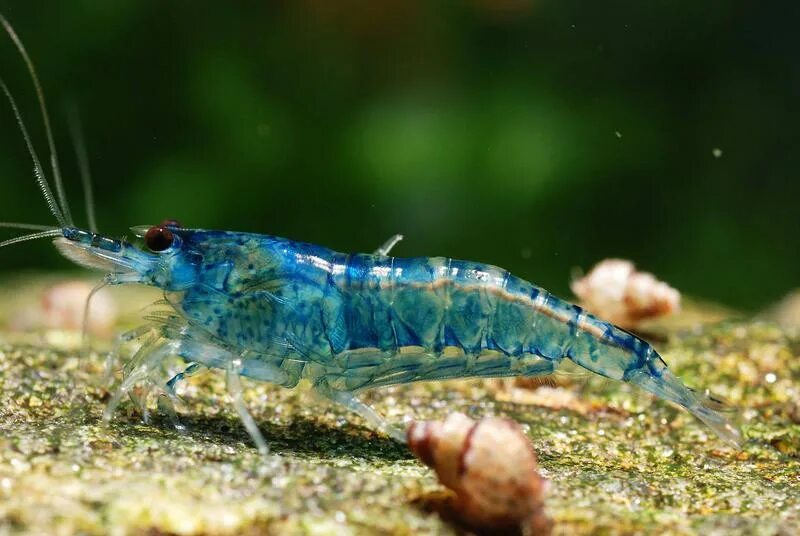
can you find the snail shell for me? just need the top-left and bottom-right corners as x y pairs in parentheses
(571, 258), (680, 329)
(408, 413), (549, 532)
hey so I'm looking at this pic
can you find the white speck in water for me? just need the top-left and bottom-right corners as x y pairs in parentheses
(335, 511), (346, 523)
(559, 416), (569, 425)
(765, 372), (777, 384)
(597, 429), (605, 436)
(615, 131), (623, 139)
(0, 478), (11, 490)
(571, 24), (576, 29)
(71, 464), (80, 472)
(712, 147), (723, 158)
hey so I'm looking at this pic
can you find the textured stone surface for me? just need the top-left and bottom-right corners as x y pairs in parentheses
(0, 278), (798, 535)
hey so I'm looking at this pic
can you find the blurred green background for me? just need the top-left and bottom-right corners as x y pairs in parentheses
(0, 1), (796, 310)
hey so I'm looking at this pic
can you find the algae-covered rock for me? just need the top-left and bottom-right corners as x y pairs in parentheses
(0, 279), (798, 535)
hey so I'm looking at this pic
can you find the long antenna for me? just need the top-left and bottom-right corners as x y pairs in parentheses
(0, 228), (62, 248)
(0, 13), (73, 226)
(67, 105), (97, 232)
(0, 221), (58, 231)
(0, 78), (67, 227)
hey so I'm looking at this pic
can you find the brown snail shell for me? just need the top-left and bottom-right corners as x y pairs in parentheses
(408, 413), (550, 533)
(571, 258), (680, 329)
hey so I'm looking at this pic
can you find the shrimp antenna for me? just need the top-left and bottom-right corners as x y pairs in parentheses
(0, 221), (59, 231)
(79, 276), (110, 378)
(0, 78), (67, 227)
(0, 229), (63, 248)
(67, 104), (97, 232)
(0, 14), (73, 226)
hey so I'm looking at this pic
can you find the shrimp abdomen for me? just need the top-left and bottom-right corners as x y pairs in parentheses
(334, 256), (571, 362)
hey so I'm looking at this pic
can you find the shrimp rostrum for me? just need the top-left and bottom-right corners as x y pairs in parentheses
(0, 15), (740, 453)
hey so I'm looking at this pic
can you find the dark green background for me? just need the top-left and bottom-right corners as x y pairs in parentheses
(0, 1), (796, 310)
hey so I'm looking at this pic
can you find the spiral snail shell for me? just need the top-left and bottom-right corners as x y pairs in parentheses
(407, 413), (550, 533)
(571, 258), (680, 329)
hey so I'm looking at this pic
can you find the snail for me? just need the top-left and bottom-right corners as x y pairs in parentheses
(571, 258), (680, 329)
(408, 413), (550, 534)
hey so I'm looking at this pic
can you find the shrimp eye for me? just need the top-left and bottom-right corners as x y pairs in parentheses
(144, 226), (174, 252)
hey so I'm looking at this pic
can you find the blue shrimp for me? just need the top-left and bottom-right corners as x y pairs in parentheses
(0, 15), (740, 453)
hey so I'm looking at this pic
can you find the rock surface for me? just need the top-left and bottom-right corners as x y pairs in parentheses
(0, 278), (798, 535)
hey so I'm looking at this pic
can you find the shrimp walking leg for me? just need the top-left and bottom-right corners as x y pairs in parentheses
(314, 381), (406, 442)
(102, 323), (157, 385)
(160, 362), (206, 433)
(157, 392), (185, 432)
(109, 318), (303, 445)
(103, 326), (223, 430)
(226, 358), (269, 455)
(151, 332), (288, 440)
(103, 336), (176, 422)
(171, 342), (301, 447)
(373, 234), (403, 256)
(165, 362), (204, 396)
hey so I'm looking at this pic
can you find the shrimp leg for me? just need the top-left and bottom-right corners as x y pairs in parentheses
(165, 362), (204, 396)
(373, 234), (403, 256)
(102, 323), (158, 386)
(314, 381), (406, 443)
(103, 336), (176, 422)
(226, 357), (269, 455)
(168, 336), (288, 450)
(156, 392), (185, 432)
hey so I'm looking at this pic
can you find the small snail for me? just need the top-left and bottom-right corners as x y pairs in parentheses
(9, 280), (118, 338)
(571, 258), (680, 329)
(408, 413), (550, 534)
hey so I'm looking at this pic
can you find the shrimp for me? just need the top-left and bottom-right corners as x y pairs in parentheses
(0, 15), (741, 454)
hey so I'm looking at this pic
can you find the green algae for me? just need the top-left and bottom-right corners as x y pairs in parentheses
(0, 284), (798, 535)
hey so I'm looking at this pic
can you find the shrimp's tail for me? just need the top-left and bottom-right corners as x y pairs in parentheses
(626, 363), (742, 447)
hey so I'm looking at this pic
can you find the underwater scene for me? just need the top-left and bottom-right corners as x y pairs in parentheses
(0, 2), (797, 535)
